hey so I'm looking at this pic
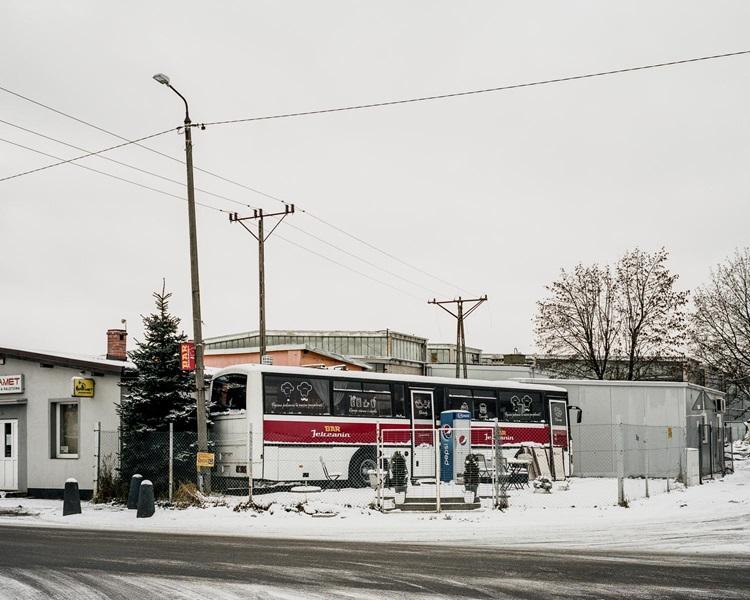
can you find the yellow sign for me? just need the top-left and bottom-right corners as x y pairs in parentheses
(72, 377), (95, 398)
(196, 452), (215, 469)
(667, 427), (673, 439)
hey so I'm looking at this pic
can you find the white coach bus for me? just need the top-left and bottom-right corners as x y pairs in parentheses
(209, 364), (570, 487)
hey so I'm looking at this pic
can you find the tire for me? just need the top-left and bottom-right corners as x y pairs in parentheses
(348, 447), (377, 488)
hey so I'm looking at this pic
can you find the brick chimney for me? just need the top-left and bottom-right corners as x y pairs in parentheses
(106, 329), (128, 361)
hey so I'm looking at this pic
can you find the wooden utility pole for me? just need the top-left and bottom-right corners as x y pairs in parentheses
(428, 296), (488, 378)
(229, 205), (294, 361)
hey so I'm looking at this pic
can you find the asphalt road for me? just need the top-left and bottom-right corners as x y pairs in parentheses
(0, 525), (747, 599)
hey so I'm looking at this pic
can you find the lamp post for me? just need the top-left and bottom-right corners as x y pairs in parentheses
(153, 73), (209, 487)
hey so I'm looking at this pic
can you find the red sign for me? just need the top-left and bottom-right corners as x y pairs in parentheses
(180, 341), (196, 371)
(552, 429), (569, 449)
(262, 419), (553, 447)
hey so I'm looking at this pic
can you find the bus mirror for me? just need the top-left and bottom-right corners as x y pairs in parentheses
(568, 406), (583, 424)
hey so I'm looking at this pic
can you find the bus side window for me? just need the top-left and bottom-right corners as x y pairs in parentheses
(392, 384), (406, 418)
(446, 388), (473, 413)
(472, 389), (497, 421)
(210, 374), (247, 412)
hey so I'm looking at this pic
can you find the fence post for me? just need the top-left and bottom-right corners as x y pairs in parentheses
(375, 422), (382, 511)
(434, 429), (441, 514)
(644, 427), (650, 499)
(93, 421), (101, 499)
(708, 424), (714, 479)
(616, 416), (625, 506)
(698, 423), (704, 485)
(494, 421), (508, 510)
(247, 421), (254, 503)
(168, 422), (174, 503)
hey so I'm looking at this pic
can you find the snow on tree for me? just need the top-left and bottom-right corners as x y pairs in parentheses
(119, 285), (197, 433)
(118, 284), (202, 497)
(691, 249), (750, 415)
(535, 248), (687, 380)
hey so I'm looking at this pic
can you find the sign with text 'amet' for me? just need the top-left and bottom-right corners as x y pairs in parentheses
(0, 374), (23, 394)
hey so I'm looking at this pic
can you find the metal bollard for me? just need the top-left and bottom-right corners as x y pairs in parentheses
(127, 474), (143, 509)
(136, 480), (155, 518)
(63, 478), (81, 516)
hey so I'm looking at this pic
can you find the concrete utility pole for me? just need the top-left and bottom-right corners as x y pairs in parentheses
(152, 73), (209, 486)
(428, 296), (488, 378)
(229, 205), (295, 361)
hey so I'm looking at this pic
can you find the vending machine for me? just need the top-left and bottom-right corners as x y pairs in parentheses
(439, 410), (472, 483)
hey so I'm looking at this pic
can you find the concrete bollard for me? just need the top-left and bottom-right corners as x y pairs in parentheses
(136, 480), (155, 518)
(127, 474), (143, 509)
(63, 478), (81, 516)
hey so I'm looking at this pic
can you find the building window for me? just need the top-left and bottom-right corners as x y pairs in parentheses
(54, 401), (79, 458)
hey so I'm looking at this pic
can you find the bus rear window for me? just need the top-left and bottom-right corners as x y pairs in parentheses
(211, 374), (247, 412)
(264, 375), (330, 415)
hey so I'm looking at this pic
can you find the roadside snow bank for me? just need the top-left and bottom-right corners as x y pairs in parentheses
(2, 457), (747, 555)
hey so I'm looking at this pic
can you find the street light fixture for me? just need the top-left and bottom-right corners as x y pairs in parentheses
(152, 72), (209, 488)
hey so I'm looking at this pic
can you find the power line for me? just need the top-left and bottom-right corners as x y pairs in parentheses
(0, 136), (228, 212)
(0, 116), (450, 297)
(0, 127), (176, 184)
(274, 231), (424, 302)
(0, 86), (469, 295)
(0, 134), (428, 303)
(0, 118), (258, 210)
(200, 50), (750, 127)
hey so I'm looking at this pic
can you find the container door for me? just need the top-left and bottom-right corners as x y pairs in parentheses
(410, 390), (434, 478)
(548, 399), (569, 480)
(0, 420), (18, 490)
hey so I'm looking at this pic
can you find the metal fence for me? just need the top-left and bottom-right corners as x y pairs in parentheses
(97, 421), (724, 510)
(95, 424), (573, 512)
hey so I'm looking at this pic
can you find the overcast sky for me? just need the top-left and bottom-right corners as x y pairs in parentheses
(2, 2), (749, 359)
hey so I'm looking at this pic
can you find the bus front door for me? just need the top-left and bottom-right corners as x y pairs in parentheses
(409, 389), (435, 479)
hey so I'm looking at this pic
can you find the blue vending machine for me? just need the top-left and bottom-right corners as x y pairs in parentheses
(439, 410), (472, 483)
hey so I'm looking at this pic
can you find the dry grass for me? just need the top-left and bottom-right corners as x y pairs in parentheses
(172, 481), (204, 508)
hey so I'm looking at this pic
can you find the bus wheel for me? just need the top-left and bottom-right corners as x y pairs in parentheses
(348, 448), (377, 488)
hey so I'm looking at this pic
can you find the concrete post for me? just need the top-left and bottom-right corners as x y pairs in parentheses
(127, 474), (143, 509)
(615, 416), (625, 506)
(136, 480), (155, 518)
(63, 478), (81, 516)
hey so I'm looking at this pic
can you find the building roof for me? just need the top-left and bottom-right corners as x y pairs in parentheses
(205, 343), (372, 370)
(204, 329), (428, 344)
(0, 346), (133, 374)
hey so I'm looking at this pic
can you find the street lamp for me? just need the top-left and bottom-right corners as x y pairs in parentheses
(153, 72), (209, 486)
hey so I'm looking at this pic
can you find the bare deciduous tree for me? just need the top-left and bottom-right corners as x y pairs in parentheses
(535, 264), (619, 379)
(617, 248), (689, 380)
(535, 248), (687, 380)
(691, 249), (750, 402)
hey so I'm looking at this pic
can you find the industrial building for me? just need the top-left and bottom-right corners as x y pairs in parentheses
(204, 329), (428, 374)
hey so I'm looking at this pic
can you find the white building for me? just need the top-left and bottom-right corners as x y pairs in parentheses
(0, 330), (130, 497)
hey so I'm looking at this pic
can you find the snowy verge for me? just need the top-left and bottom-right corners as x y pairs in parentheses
(1, 458), (748, 555)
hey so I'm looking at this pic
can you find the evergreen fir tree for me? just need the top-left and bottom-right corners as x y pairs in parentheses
(119, 284), (196, 432)
(118, 284), (200, 498)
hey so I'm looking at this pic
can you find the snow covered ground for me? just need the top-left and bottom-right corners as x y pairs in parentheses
(2, 451), (748, 555)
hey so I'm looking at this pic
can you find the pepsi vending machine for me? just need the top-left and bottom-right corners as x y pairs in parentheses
(439, 410), (472, 483)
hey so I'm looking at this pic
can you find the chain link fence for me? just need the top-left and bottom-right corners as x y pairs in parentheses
(570, 422), (739, 505)
(95, 424), (569, 511)
(98, 421), (726, 510)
